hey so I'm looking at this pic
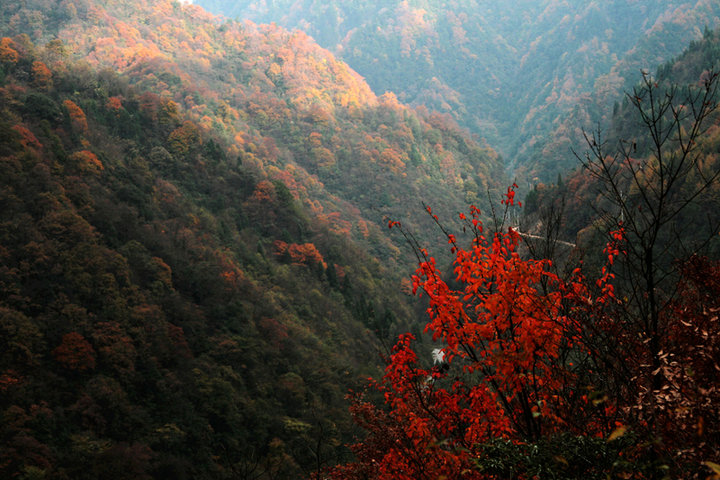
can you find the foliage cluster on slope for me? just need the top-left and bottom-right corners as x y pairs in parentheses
(0, 0), (505, 259)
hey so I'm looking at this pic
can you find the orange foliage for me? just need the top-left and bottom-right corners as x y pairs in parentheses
(71, 150), (104, 173)
(305, 198), (324, 215)
(63, 99), (88, 133)
(313, 146), (336, 168)
(0, 37), (19, 64)
(217, 249), (246, 291)
(106, 96), (123, 111)
(11, 125), (42, 151)
(270, 167), (304, 199)
(31, 61), (52, 88)
(304, 103), (333, 124)
(333, 264), (346, 282)
(400, 277), (414, 295)
(161, 99), (180, 122)
(357, 219), (370, 239)
(114, 21), (140, 46)
(380, 147), (405, 172)
(308, 131), (323, 147)
(167, 120), (202, 156)
(318, 211), (352, 237)
(233, 132), (246, 147)
(379, 92), (402, 110)
(249, 180), (276, 203)
(273, 240), (327, 269)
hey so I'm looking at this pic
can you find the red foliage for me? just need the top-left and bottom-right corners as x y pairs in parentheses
(330, 205), (618, 479)
(501, 182), (520, 207)
(52, 332), (96, 372)
(273, 240), (327, 269)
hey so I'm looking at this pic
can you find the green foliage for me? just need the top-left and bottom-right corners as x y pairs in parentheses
(474, 434), (641, 480)
(525, 29), (720, 263)
(22, 93), (62, 123)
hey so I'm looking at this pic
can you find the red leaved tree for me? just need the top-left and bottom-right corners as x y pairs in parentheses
(52, 332), (96, 372)
(327, 193), (622, 480)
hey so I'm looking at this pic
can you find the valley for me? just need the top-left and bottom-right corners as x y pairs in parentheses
(1, 1), (719, 478)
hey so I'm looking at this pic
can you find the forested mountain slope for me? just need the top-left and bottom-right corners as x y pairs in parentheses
(0, 25), (380, 480)
(1, 0), (504, 253)
(196, 0), (720, 181)
(522, 28), (720, 264)
(0, 0), (506, 478)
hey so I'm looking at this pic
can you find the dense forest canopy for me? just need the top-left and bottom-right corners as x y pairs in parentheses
(1, 0), (719, 479)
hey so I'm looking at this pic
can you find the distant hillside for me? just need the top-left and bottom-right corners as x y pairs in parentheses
(196, 0), (720, 181)
(522, 28), (720, 266)
(0, 0), (507, 478)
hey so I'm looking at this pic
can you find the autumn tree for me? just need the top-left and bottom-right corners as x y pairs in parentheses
(30, 60), (52, 88)
(63, 99), (89, 134)
(167, 120), (202, 156)
(326, 197), (631, 480)
(0, 37), (19, 65)
(71, 149), (104, 173)
(52, 332), (96, 372)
